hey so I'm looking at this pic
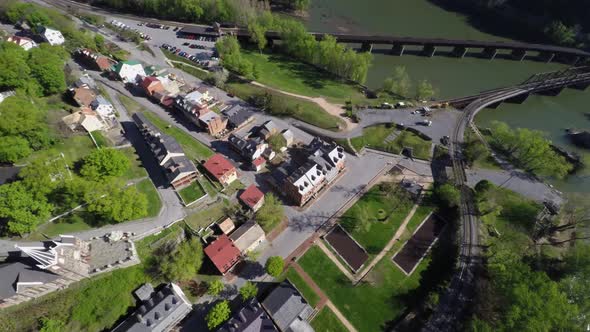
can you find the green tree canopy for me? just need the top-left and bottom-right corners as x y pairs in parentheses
(157, 237), (204, 281)
(435, 183), (460, 209)
(267, 133), (286, 151)
(0, 42), (37, 93)
(256, 193), (284, 231)
(0, 136), (31, 163)
(80, 148), (130, 180)
(239, 281), (258, 301)
(206, 300), (231, 330)
(0, 94), (52, 150)
(27, 45), (67, 96)
(544, 21), (576, 46)
(248, 21), (267, 52)
(216, 36), (256, 79)
(0, 181), (53, 235)
(208, 279), (225, 296)
(86, 183), (147, 223)
(265, 256), (284, 277)
(415, 79), (436, 100)
(382, 66), (411, 97)
(38, 318), (64, 332)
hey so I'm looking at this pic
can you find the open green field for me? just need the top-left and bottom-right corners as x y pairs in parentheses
(285, 268), (321, 307)
(135, 179), (162, 218)
(90, 131), (110, 148)
(178, 181), (206, 205)
(118, 94), (143, 114)
(120, 147), (148, 181)
(141, 111), (213, 162)
(311, 307), (348, 332)
(226, 80), (345, 131)
(300, 245), (429, 332)
(18, 134), (96, 166)
(0, 226), (184, 332)
(340, 184), (414, 255)
(242, 51), (367, 104)
(350, 125), (432, 160)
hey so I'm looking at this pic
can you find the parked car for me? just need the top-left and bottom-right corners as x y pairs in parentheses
(381, 102), (393, 109)
(183, 42), (190, 46)
(189, 44), (197, 49)
(417, 119), (432, 126)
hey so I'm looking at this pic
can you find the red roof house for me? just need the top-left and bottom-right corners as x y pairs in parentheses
(140, 76), (164, 97)
(251, 156), (266, 172)
(204, 234), (241, 275)
(239, 185), (265, 212)
(203, 153), (237, 185)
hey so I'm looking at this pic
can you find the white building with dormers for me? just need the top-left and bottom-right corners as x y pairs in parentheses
(40, 27), (65, 46)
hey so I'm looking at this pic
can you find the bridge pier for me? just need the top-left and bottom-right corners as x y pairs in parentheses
(452, 46), (468, 58)
(536, 87), (564, 96)
(569, 82), (590, 91)
(482, 47), (498, 59)
(569, 56), (580, 66)
(391, 44), (405, 56)
(361, 42), (373, 53)
(539, 52), (555, 63)
(485, 101), (503, 109)
(505, 93), (529, 104)
(511, 49), (527, 61)
(423, 44), (437, 57)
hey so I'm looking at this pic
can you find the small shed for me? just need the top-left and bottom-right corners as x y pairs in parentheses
(218, 218), (236, 235)
(229, 222), (266, 253)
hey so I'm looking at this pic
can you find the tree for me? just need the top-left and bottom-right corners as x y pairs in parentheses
(205, 300), (231, 330)
(267, 133), (286, 151)
(265, 256), (284, 277)
(415, 79), (435, 100)
(256, 193), (284, 231)
(464, 139), (489, 165)
(0, 94), (52, 150)
(0, 42), (37, 93)
(0, 136), (31, 163)
(0, 182), (53, 235)
(382, 66), (411, 97)
(435, 183), (460, 209)
(80, 148), (130, 180)
(28, 45), (67, 96)
(248, 21), (267, 52)
(158, 237), (204, 281)
(86, 184), (147, 223)
(239, 281), (258, 301)
(209, 68), (228, 88)
(208, 279), (224, 296)
(545, 21), (576, 45)
(38, 318), (65, 332)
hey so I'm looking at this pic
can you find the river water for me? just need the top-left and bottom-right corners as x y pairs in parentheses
(306, 0), (590, 193)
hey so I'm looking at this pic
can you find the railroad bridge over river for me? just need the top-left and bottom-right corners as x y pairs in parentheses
(179, 26), (590, 64)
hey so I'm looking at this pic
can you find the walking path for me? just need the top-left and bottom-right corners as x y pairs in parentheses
(291, 263), (358, 332)
(316, 240), (356, 281)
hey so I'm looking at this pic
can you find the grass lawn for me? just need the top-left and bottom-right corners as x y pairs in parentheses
(285, 267), (321, 307)
(90, 131), (110, 147)
(241, 51), (367, 104)
(300, 245), (429, 332)
(222, 179), (245, 197)
(473, 154), (503, 171)
(311, 307), (348, 332)
(18, 134), (96, 166)
(184, 199), (229, 230)
(178, 181), (206, 205)
(350, 125), (432, 160)
(141, 111), (213, 162)
(225, 80), (345, 131)
(173, 62), (211, 82)
(120, 147), (148, 181)
(340, 184), (414, 255)
(135, 179), (162, 218)
(0, 226), (183, 332)
(118, 94), (143, 114)
(24, 215), (93, 241)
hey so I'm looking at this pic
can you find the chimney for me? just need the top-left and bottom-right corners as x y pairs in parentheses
(135, 314), (144, 324)
(172, 296), (178, 304)
(154, 312), (161, 320)
(165, 303), (171, 311)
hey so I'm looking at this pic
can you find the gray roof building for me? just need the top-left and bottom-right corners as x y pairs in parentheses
(72, 75), (97, 90)
(262, 281), (314, 332)
(223, 106), (254, 129)
(0, 258), (59, 300)
(112, 283), (192, 332)
(218, 298), (278, 332)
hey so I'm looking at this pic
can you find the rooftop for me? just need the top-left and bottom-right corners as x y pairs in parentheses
(203, 154), (236, 182)
(262, 281), (314, 332)
(239, 185), (265, 210)
(218, 298), (278, 332)
(204, 234), (241, 274)
(229, 222), (266, 253)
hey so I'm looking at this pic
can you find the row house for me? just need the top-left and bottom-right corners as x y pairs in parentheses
(7, 36), (37, 51)
(228, 134), (268, 161)
(174, 87), (228, 136)
(272, 138), (346, 206)
(133, 113), (198, 189)
(74, 48), (117, 72)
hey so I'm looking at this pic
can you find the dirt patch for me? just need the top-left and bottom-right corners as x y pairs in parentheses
(325, 225), (369, 272)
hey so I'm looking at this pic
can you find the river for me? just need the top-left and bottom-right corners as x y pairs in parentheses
(306, 0), (590, 193)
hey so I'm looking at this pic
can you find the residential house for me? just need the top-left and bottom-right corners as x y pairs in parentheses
(90, 95), (116, 119)
(271, 138), (346, 206)
(111, 283), (192, 332)
(40, 27), (65, 45)
(111, 60), (146, 83)
(133, 113), (198, 189)
(0, 234), (139, 308)
(228, 134), (268, 161)
(70, 87), (97, 107)
(217, 298), (278, 332)
(61, 107), (106, 132)
(239, 185), (265, 212)
(203, 153), (237, 186)
(158, 76), (181, 96)
(204, 234), (241, 275)
(223, 106), (254, 130)
(257, 120), (279, 140)
(262, 281), (315, 332)
(73, 48), (116, 72)
(140, 76), (165, 97)
(218, 218), (236, 235)
(229, 221), (266, 254)
(281, 129), (294, 146)
(71, 75), (97, 90)
(252, 156), (266, 172)
(198, 111), (227, 136)
(7, 36), (37, 50)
